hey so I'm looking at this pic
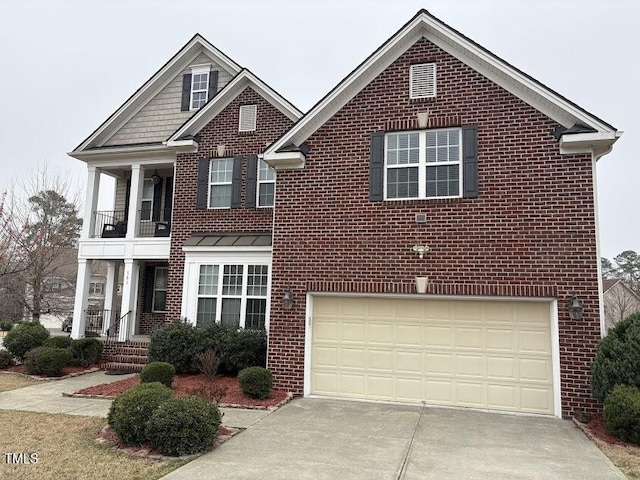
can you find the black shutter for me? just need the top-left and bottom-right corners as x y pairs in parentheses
(462, 125), (479, 198)
(163, 177), (173, 223)
(208, 70), (219, 101)
(181, 74), (192, 111)
(143, 265), (155, 313)
(369, 132), (385, 202)
(245, 155), (258, 208)
(196, 158), (209, 209)
(152, 179), (162, 221)
(124, 178), (131, 222)
(230, 155), (243, 209)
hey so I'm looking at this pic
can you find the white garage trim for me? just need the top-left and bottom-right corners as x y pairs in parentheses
(304, 292), (561, 418)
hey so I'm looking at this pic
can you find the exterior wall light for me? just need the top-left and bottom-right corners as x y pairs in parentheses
(283, 286), (294, 310)
(568, 294), (583, 320)
(151, 170), (161, 185)
(412, 245), (429, 259)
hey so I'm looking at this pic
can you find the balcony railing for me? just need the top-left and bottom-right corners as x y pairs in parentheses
(91, 210), (171, 238)
(84, 309), (120, 337)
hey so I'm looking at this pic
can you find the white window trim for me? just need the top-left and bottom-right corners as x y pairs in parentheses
(208, 158), (233, 209)
(383, 128), (462, 201)
(152, 266), (168, 313)
(141, 178), (154, 221)
(181, 251), (272, 330)
(257, 158), (276, 208)
(190, 65), (211, 111)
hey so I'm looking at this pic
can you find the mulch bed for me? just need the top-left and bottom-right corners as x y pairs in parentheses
(70, 373), (292, 409)
(0, 364), (100, 381)
(576, 414), (638, 448)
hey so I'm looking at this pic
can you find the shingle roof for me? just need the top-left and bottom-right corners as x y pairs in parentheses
(183, 232), (272, 247)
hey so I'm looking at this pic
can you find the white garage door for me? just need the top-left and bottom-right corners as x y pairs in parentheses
(310, 296), (554, 415)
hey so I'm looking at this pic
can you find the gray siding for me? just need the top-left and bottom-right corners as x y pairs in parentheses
(104, 52), (234, 146)
(114, 176), (128, 213)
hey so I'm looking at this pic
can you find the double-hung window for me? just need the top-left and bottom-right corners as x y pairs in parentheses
(257, 159), (275, 207)
(196, 263), (269, 329)
(153, 267), (167, 312)
(190, 67), (209, 110)
(140, 179), (154, 221)
(385, 128), (461, 200)
(208, 158), (234, 208)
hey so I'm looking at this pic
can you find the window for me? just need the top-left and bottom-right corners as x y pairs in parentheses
(239, 104), (257, 132)
(208, 158), (234, 208)
(190, 68), (210, 110)
(410, 63), (436, 99)
(89, 282), (104, 295)
(140, 179), (154, 221)
(153, 267), (167, 312)
(257, 159), (275, 207)
(196, 263), (269, 329)
(385, 128), (461, 199)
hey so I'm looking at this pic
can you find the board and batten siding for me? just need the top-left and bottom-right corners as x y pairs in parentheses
(104, 52), (233, 146)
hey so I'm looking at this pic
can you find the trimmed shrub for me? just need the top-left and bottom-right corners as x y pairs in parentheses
(147, 396), (222, 456)
(69, 338), (103, 367)
(34, 347), (71, 377)
(148, 320), (210, 373)
(108, 382), (172, 446)
(140, 361), (175, 388)
(3, 322), (50, 360)
(204, 324), (267, 374)
(238, 366), (273, 400)
(0, 350), (13, 369)
(604, 385), (640, 442)
(591, 313), (640, 402)
(43, 336), (72, 349)
(24, 347), (43, 374)
(0, 321), (13, 332)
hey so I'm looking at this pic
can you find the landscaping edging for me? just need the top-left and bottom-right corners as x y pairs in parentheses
(0, 367), (100, 382)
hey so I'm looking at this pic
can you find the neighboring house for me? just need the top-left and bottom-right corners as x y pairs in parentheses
(603, 279), (640, 332)
(69, 10), (620, 419)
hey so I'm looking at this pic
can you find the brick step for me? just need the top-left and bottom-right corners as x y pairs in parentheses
(109, 354), (149, 365)
(101, 362), (145, 373)
(107, 347), (149, 356)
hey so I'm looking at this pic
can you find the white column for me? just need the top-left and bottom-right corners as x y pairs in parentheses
(71, 259), (92, 339)
(119, 259), (140, 341)
(81, 167), (101, 238)
(102, 261), (120, 335)
(126, 164), (144, 239)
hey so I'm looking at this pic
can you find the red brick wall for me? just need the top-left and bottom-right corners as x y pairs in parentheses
(166, 87), (295, 319)
(138, 261), (168, 335)
(267, 37), (600, 418)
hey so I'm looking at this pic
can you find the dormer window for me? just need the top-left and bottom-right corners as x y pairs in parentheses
(191, 69), (210, 109)
(181, 64), (219, 112)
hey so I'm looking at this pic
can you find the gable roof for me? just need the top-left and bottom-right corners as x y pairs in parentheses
(72, 34), (242, 153)
(603, 279), (640, 299)
(264, 9), (620, 163)
(167, 68), (302, 143)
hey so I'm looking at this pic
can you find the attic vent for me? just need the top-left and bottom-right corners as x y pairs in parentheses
(410, 63), (436, 99)
(239, 104), (257, 132)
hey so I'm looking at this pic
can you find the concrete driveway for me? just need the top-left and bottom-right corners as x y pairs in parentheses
(163, 398), (624, 480)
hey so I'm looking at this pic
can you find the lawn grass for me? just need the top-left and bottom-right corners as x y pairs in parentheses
(589, 434), (640, 479)
(0, 411), (187, 480)
(0, 375), (41, 392)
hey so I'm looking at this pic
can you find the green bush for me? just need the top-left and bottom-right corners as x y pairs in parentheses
(591, 313), (640, 402)
(23, 347), (43, 374)
(0, 321), (13, 332)
(108, 382), (173, 446)
(148, 320), (211, 373)
(238, 366), (273, 400)
(140, 361), (175, 388)
(146, 396), (221, 456)
(0, 350), (13, 368)
(604, 385), (640, 442)
(204, 324), (267, 374)
(34, 347), (72, 377)
(69, 338), (103, 367)
(3, 322), (50, 360)
(43, 336), (72, 349)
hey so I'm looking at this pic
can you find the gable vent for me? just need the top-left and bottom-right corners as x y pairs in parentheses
(239, 104), (257, 132)
(410, 63), (436, 99)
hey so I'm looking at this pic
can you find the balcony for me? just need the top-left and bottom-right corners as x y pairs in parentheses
(92, 210), (171, 238)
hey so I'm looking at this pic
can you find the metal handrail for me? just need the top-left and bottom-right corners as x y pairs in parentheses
(93, 210), (127, 238)
(106, 310), (131, 341)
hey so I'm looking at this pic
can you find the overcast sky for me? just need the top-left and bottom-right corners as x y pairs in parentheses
(0, 0), (636, 260)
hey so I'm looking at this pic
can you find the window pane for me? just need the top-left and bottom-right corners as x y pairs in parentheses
(247, 265), (268, 296)
(193, 73), (208, 90)
(258, 159), (275, 181)
(155, 267), (167, 289)
(142, 180), (154, 199)
(209, 185), (232, 208)
(258, 183), (275, 207)
(192, 91), (207, 109)
(386, 133), (418, 167)
(223, 265), (243, 295)
(426, 165), (460, 197)
(198, 265), (219, 295)
(153, 291), (166, 312)
(387, 167), (418, 199)
(141, 200), (152, 221)
(245, 299), (266, 329)
(197, 298), (216, 327)
(221, 298), (241, 328)
(426, 128), (460, 163)
(210, 159), (234, 183)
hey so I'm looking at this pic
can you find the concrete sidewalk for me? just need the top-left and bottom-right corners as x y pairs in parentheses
(0, 371), (271, 428)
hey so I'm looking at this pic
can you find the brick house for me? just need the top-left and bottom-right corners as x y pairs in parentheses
(70, 11), (619, 418)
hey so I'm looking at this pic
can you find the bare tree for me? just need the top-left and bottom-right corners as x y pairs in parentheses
(0, 167), (82, 321)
